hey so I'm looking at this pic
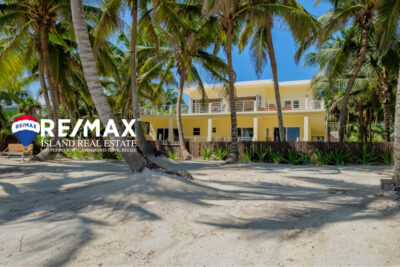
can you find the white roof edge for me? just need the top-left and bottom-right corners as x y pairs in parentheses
(183, 79), (310, 92)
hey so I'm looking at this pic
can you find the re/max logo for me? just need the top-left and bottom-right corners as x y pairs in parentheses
(15, 122), (38, 129)
(40, 119), (136, 138)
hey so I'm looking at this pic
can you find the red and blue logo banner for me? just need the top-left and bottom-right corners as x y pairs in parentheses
(12, 115), (40, 146)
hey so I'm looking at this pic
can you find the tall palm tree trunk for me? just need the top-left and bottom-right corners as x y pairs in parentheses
(382, 84), (392, 142)
(176, 70), (192, 160)
(338, 23), (368, 142)
(39, 24), (60, 139)
(225, 22), (239, 162)
(393, 68), (400, 187)
(266, 27), (285, 141)
(33, 24), (61, 160)
(70, 0), (146, 172)
(130, 0), (153, 155)
(38, 59), (52, 120)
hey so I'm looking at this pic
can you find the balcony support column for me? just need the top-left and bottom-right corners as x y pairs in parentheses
(168, 118), (173, 142)
(304, 115), (310, 141)
(208, 103), (212, 113)
(207, 118), (212, 142)
(253, 117), (258, 141)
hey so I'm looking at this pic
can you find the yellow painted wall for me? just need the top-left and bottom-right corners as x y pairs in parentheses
(186, 83), (313, 103)
(143, 112), (325, 141)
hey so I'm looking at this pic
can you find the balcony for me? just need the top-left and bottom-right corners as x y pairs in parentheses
(139, 99), (324, 116)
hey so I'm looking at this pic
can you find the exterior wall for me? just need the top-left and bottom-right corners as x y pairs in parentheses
(143, 112), (325, 142)
(185, 81), (313, 106)
(143, 80), (325, 142)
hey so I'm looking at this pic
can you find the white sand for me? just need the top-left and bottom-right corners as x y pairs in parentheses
(0, 156), (399, 266)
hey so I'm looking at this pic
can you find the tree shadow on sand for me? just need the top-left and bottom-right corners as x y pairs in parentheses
(0, 158), (398, 265)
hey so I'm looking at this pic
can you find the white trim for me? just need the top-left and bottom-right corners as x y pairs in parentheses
(183, 79), (310, 92)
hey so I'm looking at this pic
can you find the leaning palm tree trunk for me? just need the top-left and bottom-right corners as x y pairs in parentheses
(225, 23), (239, 162)
(130, 0), (153, 156)
(70, 0), (146, 172)
(338, 24), (368, 142)
(393, 68), (400, 187)
(266, 27), (285, 141)
(176, 71), (192, 160)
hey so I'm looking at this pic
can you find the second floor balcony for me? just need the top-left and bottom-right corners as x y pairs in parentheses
(139, 99), (324, 116)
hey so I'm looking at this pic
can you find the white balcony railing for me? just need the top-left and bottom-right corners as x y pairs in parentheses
(140, 99), (323, 115)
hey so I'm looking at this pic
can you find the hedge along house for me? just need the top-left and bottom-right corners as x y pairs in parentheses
(140, 80), (326, 142)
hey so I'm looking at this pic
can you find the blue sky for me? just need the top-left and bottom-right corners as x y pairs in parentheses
(218, 1), (331, 83)
(188, 1), (332, 102)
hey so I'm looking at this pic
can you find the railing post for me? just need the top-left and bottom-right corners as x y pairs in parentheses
(189, 102), (193, 113)
(305, 97), (309, 110)
(254, 100), (257, 112)
(209, 103), (212, 113)
(169, 105), (173, 114)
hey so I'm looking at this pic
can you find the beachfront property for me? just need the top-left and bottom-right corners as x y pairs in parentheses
(140, 80), (326, 142)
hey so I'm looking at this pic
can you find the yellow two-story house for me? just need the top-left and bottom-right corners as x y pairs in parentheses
(141, 80), (326, 142)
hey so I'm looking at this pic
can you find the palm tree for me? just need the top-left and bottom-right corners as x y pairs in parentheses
(70, 0), (147, 172)
(238, 0), (317, 142)
(153, 1), (228, 159)
(205, 0), (318, 161)
(365, 33), (399, 142)
(378, 0), (400, 187)
(106, 32), (177, 117)
(203, 0), (252, 162)
(304, 0), (378, 142)
(129, 0), (154, 155)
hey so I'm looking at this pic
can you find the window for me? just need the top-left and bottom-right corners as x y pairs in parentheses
(238, 128), (253, 141)
(293, 100), (299, 109)
(142, 122), (150, 135)
(212, 127), (216, 133)
(287, 127), (300, 141)
(284, 101), (291, 107)
(193, 128), (200, 136)
(274, 127), (300, 141)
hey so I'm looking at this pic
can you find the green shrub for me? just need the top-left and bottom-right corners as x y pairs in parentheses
(254, 146), (270, 162)
(201, 145), (213, 160)
(270, 151), (284, 164)
(301, 153), (312, 165)
(381, 151), (394, 165)
(313, 149), (334, 165)
(93, 153), (103, 160)
(213, 147), (229, 160)
(357, 145), (377, 165)
(241, 149), (253, 163)
(332, 150), (350, 165)
(287, 149), (302, 165)
(168, 151), (180, 160)
(115, 152), (123, 160)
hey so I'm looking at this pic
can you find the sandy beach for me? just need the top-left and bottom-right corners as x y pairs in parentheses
(0, 157), (399, 266)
